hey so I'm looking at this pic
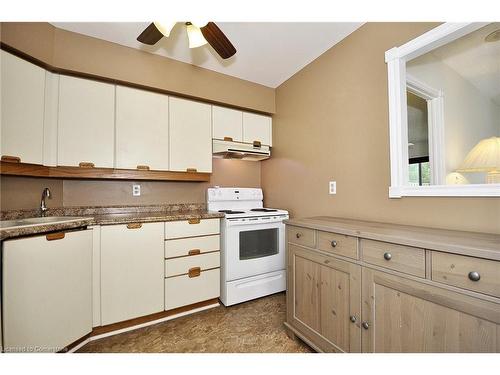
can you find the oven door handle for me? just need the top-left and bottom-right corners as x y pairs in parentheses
(226, 217), (288, 226)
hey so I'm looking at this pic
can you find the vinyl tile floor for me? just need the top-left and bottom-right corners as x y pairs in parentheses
(77, 292), (312, 353)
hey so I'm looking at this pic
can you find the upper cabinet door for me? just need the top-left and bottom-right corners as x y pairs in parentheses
(169, 97), (212, 173)
(57, 76), (115, 168)
(212, 106), (243, 142)
(242, 112), (272, 146)
(115, 86), (169, 171)
(1, 51), (46, 164)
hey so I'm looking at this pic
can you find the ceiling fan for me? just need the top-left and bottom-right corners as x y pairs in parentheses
(137, 22), (236, 59)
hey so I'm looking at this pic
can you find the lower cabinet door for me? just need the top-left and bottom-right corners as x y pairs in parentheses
(362, 268), (500, 353)
(100, 222), (164, 325)
(287, 244), (361, 352)
(2, 230), (93, 352)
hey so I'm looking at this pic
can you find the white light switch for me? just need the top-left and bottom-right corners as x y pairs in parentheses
(132, 184), (141, 196)
(329, 181), (336, 195)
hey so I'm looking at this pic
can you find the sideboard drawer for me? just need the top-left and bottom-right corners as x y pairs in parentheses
(317, 231), (358, 259)
(361, 239), (426, 277)
(432, 252), (500, 298)
(287, 226), (315, 248)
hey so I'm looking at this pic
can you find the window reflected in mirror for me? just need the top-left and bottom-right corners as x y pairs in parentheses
(406, 22), (500, 185)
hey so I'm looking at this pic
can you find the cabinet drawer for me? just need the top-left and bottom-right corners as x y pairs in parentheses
(165, 268), (220, 310)
(165, 235), (220, 258)
(431, 252), (500, 298)
(165, 251), (220, 278)
(361, 239), (425, 278)
(165, 218), (220, 239)
(288, 226), (315, 248)
(317, 231), (358, 260)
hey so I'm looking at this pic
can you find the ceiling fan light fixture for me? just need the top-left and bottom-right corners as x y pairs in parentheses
(186, 22), (208, 48)
(153, 22), (176, 37)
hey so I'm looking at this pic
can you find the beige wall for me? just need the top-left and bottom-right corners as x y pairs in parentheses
(0, 22), (275, 113)
(262, 22), (500, 234)
(1, 159), (260, 210)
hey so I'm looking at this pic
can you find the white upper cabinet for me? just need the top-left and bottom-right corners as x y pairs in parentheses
(1, 50), (46, 164)
(115, 86), (169, 170)
(57, 75), (115, 168)
(212, 106), (243, 142)
(242, 112), (272, 146)
(169, 97), (212, 173)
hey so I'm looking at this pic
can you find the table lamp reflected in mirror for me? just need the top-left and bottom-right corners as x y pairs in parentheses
(456, 137), (500, 184)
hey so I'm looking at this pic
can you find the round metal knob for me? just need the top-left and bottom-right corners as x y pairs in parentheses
(383, 252), (392, 261)
(296, 232), (302, 239)
(331, 240), (337, 248)
(468, 271), (480, 282)
(349, 315), (357, 323)
(362, 322), (369, 330)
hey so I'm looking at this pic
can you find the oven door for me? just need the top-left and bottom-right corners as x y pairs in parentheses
(225, 217), (285, 281)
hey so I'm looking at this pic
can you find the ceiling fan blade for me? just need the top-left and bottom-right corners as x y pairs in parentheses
(137, 23), (164, 45)
(200, 22), (236, 59)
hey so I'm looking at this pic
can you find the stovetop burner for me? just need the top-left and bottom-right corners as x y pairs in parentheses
(250, 208), (278, 212)
(218, 210), (246, 214)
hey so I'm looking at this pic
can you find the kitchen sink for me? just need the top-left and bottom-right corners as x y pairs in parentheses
(0, 216), (88, 230)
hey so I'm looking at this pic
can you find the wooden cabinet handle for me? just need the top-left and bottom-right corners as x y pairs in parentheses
(126, 223), (142, 229)
(223, 136), (233, 141)
(188, 249), (201, 256)
(188, 218), (201, 224)
(186, 168), (198, 173)
(253, 140), (262, 148)
(1, 155), (21, 163)
(79, 162), (95, 168)
(136, 165), (150, 170)
(188, 267), (201, 278)
(46, 232), (65, 241)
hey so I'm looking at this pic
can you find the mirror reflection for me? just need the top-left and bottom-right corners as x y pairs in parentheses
(406, 22), (500, 185)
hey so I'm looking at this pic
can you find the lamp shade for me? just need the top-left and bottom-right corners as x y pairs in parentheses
(186, 23), (208, 48)
(456, 137), (500, 172)
(153, 22), (176, 37)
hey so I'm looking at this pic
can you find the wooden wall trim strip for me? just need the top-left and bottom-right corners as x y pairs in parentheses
(0, 161), (211, 182)
(0, 42), (273, 116)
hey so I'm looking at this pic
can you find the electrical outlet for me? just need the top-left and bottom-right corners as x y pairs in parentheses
(132, 184), (141, 197)
(329, 181), (336, 195)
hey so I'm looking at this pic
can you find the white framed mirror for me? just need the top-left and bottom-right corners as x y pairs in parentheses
(385, 23), (500, 197)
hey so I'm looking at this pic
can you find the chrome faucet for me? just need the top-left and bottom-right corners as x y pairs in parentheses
(40, 187), (51, 217)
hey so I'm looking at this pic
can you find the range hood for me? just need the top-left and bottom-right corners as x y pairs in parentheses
(212, 139), (271, 161)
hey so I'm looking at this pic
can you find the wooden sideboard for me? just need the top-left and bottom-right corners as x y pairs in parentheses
(284, 217), (500, 353)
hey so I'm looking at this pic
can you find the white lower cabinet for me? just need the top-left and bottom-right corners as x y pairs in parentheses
(2, 229), (93, 352)
(165, 269), (220, 310)
(100, 222), (164, 325)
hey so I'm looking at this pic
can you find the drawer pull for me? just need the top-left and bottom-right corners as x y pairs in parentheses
(331, 240), (337, 248)
(136, 165), (150, 170)
(362, 321), (370, 330)
(186, 168), (198, 173)
(126, 223), (142, 229)
(188, 249), (201, 256)
(349, 315), (357, 323)
(46, 232), (65, 241)
(223, 136), (233, 142)
(383, 252), (392, 261)
(188, 218), (200, 225)
(253, 140), (262, 148)
(295, 232), (302, 239)
(79, 162), (95, 168)
(468, 271), (481, 282)
(188, 267), (201, 278)
(1, 155), (21, 163)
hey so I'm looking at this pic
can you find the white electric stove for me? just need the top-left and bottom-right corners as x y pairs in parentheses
(207, 187), (289, 306)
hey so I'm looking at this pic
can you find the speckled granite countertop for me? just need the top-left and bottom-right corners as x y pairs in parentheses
(0, 204), (224, 241)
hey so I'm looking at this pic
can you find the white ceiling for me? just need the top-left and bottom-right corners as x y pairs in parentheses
(431, 22), (500, 106)
(51, 22), (363, 88)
